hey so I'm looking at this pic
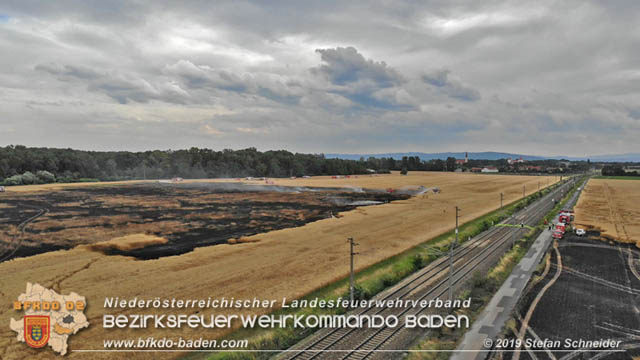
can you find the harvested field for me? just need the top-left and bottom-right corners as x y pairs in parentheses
(574, 178), (640, 248)
(0, 172), (557, 359)
(193, 172), (559, 193)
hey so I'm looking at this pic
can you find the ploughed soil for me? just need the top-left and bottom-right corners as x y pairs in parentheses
(0, 182), (409, 261)
(504, 231), (640, 359)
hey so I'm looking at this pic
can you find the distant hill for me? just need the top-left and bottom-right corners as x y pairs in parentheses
(325, 152), (547, 161)
(325, 152), (640, 162)
(562, 153), (640, 162)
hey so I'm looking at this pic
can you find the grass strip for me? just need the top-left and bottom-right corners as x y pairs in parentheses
(182, 180), (568, 360)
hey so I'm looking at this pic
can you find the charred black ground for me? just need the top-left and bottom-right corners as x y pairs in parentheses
(0, 182), (411, 261)
(506, 232), (640, 359)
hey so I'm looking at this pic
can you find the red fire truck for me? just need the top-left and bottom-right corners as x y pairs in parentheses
(558, 210), (575, 222)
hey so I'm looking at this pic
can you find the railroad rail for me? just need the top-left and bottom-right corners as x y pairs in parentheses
(279, 178), (576, 360)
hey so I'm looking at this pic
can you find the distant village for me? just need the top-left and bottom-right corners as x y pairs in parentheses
(451, 152), (578, 174)
(377, 152), (596, 175)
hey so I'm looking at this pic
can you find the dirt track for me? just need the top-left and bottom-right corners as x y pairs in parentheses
(0, 172), (557, 359)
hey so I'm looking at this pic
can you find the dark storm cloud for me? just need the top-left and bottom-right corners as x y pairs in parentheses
(162, 49), (417, 110)
(312, 47), (404, 87)
(422, 69), (481, 101)
(0, 0), (639, 156)
(309, 47), (417, 110)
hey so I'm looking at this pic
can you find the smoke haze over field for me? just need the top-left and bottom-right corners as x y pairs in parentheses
(0, 1), (639, 156)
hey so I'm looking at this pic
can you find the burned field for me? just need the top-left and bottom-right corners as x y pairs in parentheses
(505, 232), (640, 359)
(0, 182), (409, 261)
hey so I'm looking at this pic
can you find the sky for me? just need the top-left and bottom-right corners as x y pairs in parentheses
(0, 1), (639, 157)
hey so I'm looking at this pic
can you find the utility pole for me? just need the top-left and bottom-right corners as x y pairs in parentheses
(512, 215), (517, 248)
(500, 192), (503, 210)
(523, 185), (525, 199)
(348, 237), (359, 304)
(448, 206), (460, 301)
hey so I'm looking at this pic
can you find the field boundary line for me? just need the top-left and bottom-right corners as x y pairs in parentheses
(513, 241), (562, 360)
(516, 313), (555, 360)
(525, 324), (556, 360)
(628, 249), (640, 282)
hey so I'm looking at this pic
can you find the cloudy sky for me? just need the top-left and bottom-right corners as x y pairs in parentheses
(1, 1), (639, 156)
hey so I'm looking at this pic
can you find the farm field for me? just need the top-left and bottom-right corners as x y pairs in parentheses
(0, 182), (408, 260)
(0, 172), (557, 359)
(504, 233), (640, 359)
(574, 178), (640, 248)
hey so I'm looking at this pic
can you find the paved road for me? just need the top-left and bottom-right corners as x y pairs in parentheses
(452, 179), (585, 360)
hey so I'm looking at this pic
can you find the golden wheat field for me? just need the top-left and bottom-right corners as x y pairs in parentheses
(0, 172), (558, 359)
(574, 178), (640, 248)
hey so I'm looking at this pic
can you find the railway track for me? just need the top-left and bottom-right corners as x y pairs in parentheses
(338, 226), (523, 360)
(285, 225), (525, 360)
(279, 179), (576, 360)
(0, 203), (48, 262)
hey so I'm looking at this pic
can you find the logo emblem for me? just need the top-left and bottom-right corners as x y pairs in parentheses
(24, 315), (50, 348)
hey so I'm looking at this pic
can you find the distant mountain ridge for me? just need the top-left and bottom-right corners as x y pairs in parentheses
(325, 152), (640, 162)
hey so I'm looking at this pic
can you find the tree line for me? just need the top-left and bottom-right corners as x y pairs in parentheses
(0, 145), (600, 186)
(0, 145), (396, 185)
(601, 164), (639, 177)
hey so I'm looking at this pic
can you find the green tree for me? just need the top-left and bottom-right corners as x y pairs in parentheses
(21, 171), (37, 184)
(36, 170), (56, 183)
(4, 174), (23, 185)
(446, 157), (456, 172)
